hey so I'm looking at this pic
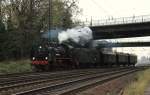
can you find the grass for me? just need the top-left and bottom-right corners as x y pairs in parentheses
(0, 60), (32, 74)
(123, 68), (150, 95)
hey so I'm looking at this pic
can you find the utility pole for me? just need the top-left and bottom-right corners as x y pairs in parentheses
(48, 0), (52, 42)
(0, 0), (1, 20)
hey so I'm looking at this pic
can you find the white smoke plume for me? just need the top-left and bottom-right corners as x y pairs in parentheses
(58, 27), (93, 46)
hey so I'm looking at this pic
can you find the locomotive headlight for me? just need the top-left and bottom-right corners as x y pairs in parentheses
(45, 57), (48, 60)
(32, 57), (35, 60)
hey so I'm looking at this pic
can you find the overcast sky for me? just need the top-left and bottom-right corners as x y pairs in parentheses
(78, 0), (150, 20)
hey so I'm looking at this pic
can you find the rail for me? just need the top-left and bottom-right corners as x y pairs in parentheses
(0, 68), (122, 95)
(13, 67), (142, 95)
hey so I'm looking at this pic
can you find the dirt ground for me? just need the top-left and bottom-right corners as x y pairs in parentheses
(76, 73), (137, 95)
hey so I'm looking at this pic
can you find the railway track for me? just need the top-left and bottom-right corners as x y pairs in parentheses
(0, 67), (142, 95)
(0, 67), (126, 85)
(0, 68), (123, 94)
(0, 68), (105, 83)
(0, 67), (126, 79)
(0, 69), (85, 81)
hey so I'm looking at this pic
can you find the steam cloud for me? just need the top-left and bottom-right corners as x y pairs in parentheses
(58, 27), (93, 46)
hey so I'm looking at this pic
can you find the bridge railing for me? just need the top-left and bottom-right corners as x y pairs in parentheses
(79, 15), (150, 26)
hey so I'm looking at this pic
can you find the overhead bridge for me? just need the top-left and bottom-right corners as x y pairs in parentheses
(98, 42), (150, 48)
(83, 15), (150, 39)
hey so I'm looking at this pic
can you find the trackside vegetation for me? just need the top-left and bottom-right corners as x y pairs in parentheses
(123, 68), (150, 95)
(0, 60), (32, 74)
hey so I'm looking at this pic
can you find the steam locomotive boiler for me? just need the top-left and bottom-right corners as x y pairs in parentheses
(31, 43), (78, 71)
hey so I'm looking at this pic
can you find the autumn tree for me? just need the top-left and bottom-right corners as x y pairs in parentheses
(0, 0), (81, 60)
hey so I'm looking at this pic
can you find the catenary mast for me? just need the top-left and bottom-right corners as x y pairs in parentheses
(49, 0), (52, 42)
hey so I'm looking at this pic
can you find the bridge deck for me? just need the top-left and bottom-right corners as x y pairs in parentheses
(97, 42), (150, 47)
(91, 21), (150, 39)
(81, 15), (150, 27)
(79, 15), (150, 39)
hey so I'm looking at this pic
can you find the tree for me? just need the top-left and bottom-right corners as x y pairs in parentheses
(0, 16), (7, 60)
(0, 0), (81, 60)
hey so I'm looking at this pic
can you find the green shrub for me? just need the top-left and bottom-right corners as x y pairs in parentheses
(0, 60), (32, 74)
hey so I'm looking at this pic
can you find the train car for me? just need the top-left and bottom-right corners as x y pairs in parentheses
(72, 48), (100, 68)
(101, 52), (117, 66)
(117, 53), (129, 66)
(129, 54), (137, 66)
(30, 43), (137, 71)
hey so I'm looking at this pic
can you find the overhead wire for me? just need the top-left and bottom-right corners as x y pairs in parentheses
(90, 0), (112, 17)
(101, 0), (118, 17)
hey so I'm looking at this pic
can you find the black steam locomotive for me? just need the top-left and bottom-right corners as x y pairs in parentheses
(30, 43), (137, 71)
